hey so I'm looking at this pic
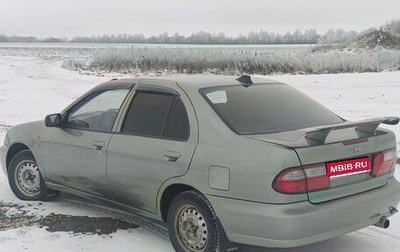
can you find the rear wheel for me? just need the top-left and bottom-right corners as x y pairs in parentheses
(8, 150), (59, 201)
(167, 190), (223, 252)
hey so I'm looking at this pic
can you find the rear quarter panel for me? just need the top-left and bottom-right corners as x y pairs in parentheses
(175, 85), (307, 204)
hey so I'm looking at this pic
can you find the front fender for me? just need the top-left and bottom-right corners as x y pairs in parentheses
(4, 120), (47, 174)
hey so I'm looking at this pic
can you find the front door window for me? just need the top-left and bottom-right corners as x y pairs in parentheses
(67, 89), (129, 132)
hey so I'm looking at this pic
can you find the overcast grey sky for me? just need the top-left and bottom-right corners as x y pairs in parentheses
(1, 0), (399, 38)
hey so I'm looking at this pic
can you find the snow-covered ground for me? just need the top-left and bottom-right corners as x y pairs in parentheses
(0, 55), (400, 252)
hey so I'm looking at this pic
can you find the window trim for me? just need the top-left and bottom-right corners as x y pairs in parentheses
(136, 84), (179, 96)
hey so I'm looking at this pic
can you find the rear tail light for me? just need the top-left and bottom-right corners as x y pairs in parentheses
(273, 147), (398, 194)
(371, 148), (398, 177)
(273, 164), (330, 194)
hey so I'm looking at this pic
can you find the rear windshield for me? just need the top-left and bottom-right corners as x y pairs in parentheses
(200, 83), (344, 135)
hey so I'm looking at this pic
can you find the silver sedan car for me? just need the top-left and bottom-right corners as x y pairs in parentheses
(1, 75), (400, 251)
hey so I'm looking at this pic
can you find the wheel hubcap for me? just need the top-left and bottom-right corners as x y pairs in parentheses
(15, 160), (40, 197)
(177, 205), (208, 251)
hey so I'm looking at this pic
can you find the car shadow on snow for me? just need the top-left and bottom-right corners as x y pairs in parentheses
(241, 230), (397, 252)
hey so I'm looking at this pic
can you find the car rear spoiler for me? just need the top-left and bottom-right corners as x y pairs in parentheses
(305, 117), (399, 143)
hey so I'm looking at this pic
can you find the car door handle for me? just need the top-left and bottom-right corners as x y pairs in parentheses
(92, 140), (105, 151)
(164, 150), (181, 162)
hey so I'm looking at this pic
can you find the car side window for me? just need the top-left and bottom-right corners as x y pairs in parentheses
(66, 89), (129, 132)
(122, 90), (189, 140)
(163, 97), (189, 140)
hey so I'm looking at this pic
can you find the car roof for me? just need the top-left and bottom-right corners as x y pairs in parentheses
(99, 75), (285, 91)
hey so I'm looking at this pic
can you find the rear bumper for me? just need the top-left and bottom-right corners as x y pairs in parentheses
(208, 177), (400, 248)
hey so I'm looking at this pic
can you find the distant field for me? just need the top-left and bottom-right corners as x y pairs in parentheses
(1, 43), (400, 75)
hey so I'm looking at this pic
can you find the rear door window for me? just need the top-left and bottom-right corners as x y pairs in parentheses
(163, 97), (190, 140)
(122, 90), (189, 140)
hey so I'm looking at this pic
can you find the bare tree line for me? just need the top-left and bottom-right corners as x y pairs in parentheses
(1, 20), (399, 45)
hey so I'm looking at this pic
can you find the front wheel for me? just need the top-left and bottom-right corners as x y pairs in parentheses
(167, 190), (227, 252)
(8, 150), (59, 201)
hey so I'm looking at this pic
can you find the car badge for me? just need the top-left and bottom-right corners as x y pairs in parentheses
(353, 145), (362, 154)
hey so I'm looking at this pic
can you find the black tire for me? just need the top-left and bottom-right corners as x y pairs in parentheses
(167, 190), (227, 252)
(8, 150), (59, 201)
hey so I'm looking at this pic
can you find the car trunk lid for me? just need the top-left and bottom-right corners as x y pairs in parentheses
(246, 117), (399, 203)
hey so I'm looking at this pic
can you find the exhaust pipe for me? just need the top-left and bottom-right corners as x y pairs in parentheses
(374, 217), (390, 229)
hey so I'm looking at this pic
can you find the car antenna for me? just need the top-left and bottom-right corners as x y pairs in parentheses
(110, 78), (118, 81)
(236, 75), (253, 87)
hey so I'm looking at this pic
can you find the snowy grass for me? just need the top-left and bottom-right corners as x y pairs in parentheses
(3, 44), (400, 75)
(61, 46), (400, 75)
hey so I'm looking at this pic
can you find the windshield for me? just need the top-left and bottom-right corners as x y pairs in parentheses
(201, 83), (344, 135)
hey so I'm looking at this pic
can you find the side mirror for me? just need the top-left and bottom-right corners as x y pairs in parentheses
(45, 113), (62, 127)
